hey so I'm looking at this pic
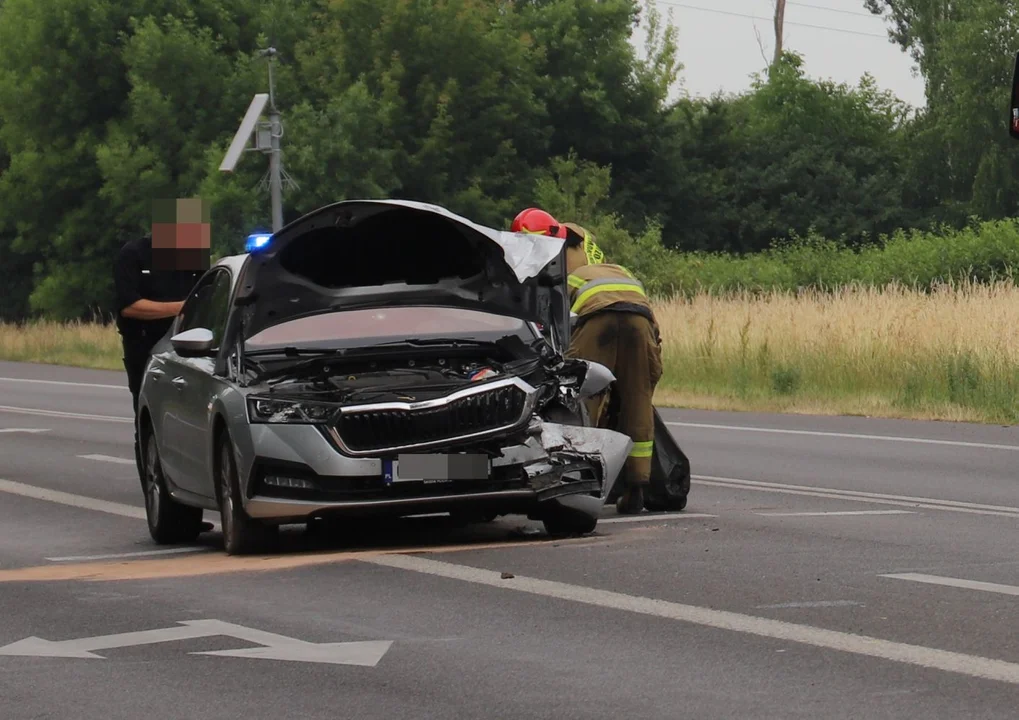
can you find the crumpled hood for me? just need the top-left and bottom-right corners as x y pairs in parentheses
(235, 199), (571, 351)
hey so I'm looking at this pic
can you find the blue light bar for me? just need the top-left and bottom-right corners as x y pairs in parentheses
(245, 233), (272, 253)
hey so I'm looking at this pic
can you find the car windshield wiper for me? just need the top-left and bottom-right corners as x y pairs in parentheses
(369, 338), (494, 349)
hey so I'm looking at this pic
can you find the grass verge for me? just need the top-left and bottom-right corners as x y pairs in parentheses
(654, 279), (1019, 424)
(3, 280), (1018, 424)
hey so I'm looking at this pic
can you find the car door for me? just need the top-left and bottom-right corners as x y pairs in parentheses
(173, 268), (234, 497)
(159, 270), (229, 496)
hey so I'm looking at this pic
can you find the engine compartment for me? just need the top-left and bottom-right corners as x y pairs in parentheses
(245, 334), (589, 420)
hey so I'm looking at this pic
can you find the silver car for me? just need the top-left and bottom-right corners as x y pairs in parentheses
(136, 199), (632, 554)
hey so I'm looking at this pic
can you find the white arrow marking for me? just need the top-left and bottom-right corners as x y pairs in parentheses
(0, 619), (392, 667)
(195, 641), (393, 666)
(0, 624), (213, 659)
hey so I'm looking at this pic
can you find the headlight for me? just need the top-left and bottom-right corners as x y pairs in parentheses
(246, 396), (338, 424)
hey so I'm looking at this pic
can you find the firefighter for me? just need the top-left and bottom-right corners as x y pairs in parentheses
(510, 209), (663, 514)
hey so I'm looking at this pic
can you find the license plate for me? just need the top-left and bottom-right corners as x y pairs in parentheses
(383, 454), (490, 484)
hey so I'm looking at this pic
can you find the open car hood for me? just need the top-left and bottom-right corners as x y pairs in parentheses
(235, 199), (571, 352)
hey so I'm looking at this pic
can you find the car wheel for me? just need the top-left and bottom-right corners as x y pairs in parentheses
(142, 426), (204, 544)
(541, 507), (598, 537)
(217, 430), (278, 555)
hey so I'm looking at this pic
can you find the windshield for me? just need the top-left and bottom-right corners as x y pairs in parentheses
(245, 306), (535, 352)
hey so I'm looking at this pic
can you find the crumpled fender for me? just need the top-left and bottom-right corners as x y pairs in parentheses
(532, 422), (632, 501)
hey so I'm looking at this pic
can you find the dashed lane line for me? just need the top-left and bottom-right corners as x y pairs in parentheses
(0, 376), (125, 391)
(78, 454), (134, 465)
(880, 573), (1019, 597)
(696, 475), (1019, 518)
(756, 510), (915, 517)
(0, 405), (132, 424)
(0, 478), (145, 520)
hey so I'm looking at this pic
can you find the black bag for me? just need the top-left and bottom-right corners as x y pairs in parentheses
(604, 407), (691, 511)
(644, 408), (691, 511)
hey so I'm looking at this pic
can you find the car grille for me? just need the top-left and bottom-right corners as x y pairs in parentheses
(331, 378), (534, 455)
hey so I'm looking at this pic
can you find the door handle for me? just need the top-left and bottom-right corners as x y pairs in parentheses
(171, 377), (187, 390)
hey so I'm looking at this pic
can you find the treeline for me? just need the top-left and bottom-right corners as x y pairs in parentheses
(0, 0), (1017, 321)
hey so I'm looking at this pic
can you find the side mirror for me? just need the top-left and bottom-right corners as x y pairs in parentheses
(171, 327), (215, 357)
(1010, 51), (1019, 139)
(578, 360), (615, 398)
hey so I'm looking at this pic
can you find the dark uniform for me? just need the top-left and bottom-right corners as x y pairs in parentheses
(112, 235), (202, 476)
(565, 262), (663, 511)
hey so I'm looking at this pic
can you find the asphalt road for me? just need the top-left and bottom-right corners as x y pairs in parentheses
(1, 359), (1018, 718)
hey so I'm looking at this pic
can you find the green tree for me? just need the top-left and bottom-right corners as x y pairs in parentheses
(658, 53), (918, 253)
(510, 0), (682, 231)
(291, 0), (553, 227)
(865, 0), (1019, 221)
(0, 0), (307, 319)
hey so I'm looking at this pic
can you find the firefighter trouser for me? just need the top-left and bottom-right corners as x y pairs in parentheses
(567, 311), (663, 487)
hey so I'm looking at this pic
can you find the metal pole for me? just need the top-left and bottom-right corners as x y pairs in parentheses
(269, 109), (283, 232)
(264, 48), (283, 232)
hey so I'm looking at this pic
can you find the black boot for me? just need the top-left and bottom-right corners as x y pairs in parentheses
(615, 484), (644, 515)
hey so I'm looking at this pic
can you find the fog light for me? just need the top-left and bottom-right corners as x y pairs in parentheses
(264, 475), (316, 490)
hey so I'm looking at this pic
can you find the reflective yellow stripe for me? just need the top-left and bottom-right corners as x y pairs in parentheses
(571, 280), (647, 314)
(629, 441), (654, 458)
(567, 275), (586, 289)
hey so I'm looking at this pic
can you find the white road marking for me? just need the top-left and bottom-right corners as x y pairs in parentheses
(0, 478), (146, 519)
(758, 600), (863, 609)
(0, 619), (393, 666)
(667, 420), (1019, 451)
(880, 573), (1019, 597)
(756, 510), (915, 517)
(0, 405), (132, 423)
(366, 554), (1019, 685)
(696, 475), (1019, 518)
(46, 547), (211, 562)
(600, 513), (717, 524)
(78, 454), (134, 465)
(0, 477), (223, 530)
(0, 428), (49, 434)
(0, 376), (125, 391)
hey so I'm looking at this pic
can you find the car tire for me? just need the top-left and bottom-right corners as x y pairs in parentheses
(142, 426), (204, 544)
(217, 430), (278, 556)
(541, 507), (598, 537)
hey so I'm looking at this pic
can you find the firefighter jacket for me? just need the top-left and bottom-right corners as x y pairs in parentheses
(566, 263), (659, 332)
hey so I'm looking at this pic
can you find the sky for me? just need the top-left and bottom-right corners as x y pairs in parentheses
(633, 0), (928, 108)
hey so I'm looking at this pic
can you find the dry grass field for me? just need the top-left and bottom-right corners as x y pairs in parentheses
(654, 280), (1019, 423)
(3, 279), (1018, 423)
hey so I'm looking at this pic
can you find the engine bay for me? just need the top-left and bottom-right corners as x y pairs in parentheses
(244, 333), (589, 417)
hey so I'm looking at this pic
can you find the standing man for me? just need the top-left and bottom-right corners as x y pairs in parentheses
(510, 208), (663, 515)
(113, 198), (210, 479)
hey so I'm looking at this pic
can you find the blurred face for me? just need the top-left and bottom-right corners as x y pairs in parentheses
(151, 198), (211, 272)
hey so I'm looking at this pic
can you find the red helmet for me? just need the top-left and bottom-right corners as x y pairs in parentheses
(511, 208), (566, 238)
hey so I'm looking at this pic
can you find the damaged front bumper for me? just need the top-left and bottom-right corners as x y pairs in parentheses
(241, 419), (632, 523)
